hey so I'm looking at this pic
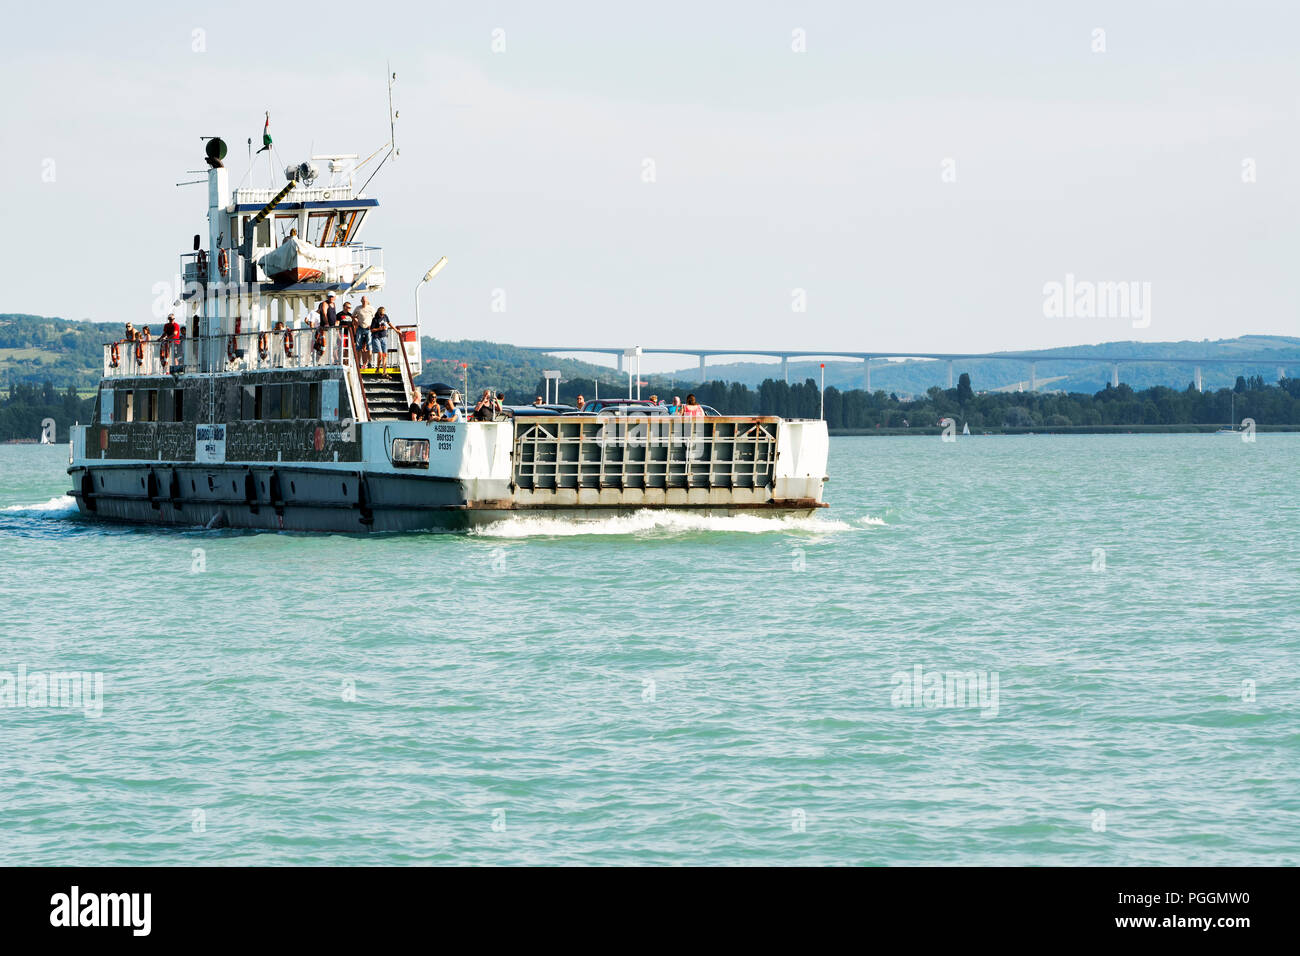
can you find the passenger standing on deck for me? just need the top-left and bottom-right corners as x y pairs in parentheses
(681, 394), (704, 418)
(316, 293), (337, 328)
(408, 388), (422, 421)
(574, 394), (586, 411)
(354, 295), (375, 369)
(370, 307), (393, 371)
(337, 302), (356, 364)
(422, 391), (439, 422)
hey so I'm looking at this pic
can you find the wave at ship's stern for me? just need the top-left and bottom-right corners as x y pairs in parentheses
(0, 494), (78, 517)
(470, 508), (852, 538)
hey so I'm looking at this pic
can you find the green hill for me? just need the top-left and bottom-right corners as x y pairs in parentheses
(417, 337), (626, 403)
(0, 315), (109, 389)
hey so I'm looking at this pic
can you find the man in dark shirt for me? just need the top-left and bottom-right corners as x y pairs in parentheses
(316, 293), (337, 328)
(408, 388), (423, 421)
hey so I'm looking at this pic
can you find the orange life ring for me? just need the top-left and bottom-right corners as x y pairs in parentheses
(283, 330), (295, 356)
(218, 248), (230, 278)
(258, 331), (269, 360)
(110, 342), (120, 368)
(312, 328), (325, 355)
(227, 335), (238, 363)
(160, 340), (171, 364)
(134, 341), (144, 364)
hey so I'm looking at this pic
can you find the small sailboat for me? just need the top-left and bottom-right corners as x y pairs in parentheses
(961, 422), (970, 436)
(1215, 394), (1238, 434)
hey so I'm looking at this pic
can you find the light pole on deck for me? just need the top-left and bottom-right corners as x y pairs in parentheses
(623, 347), (642, 400)
(543, 370), (561, 404)
(414, 256), (448, 332)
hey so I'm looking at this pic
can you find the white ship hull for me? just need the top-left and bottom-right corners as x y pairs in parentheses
(68, 416), (829, 534)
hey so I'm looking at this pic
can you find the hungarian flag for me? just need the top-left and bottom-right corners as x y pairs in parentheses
(257, 113), (272, 153)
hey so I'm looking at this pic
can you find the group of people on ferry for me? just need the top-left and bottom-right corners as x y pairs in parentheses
(123, 313), (184, 346)
(405, 388), (504, 423)
(530, 392), (706, 417)
(301, 292), (396, 372)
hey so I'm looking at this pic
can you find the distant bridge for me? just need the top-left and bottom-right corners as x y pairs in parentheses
(522, 347), (1300, 392)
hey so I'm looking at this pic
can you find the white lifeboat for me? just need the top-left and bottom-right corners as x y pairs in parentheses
(259, 236), (331, 283)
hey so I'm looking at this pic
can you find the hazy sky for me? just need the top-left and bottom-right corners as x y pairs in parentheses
(3, 1), (1297, 372)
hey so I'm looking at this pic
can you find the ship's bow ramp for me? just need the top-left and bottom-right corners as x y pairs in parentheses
(508, 415), (828, 510)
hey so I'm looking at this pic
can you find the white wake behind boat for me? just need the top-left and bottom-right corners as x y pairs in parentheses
(258, 236), (331, 283)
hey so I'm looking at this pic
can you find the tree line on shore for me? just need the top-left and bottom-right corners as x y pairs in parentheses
(5, 373), (1299, 442)
(544, 372), (1300, 429)
(0, 383), (92, 442)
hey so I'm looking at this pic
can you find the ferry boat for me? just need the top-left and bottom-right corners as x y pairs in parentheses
(67, 135), (829, 532)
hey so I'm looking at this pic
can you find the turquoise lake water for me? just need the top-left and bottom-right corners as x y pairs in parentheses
(0, 435), (1295, 865)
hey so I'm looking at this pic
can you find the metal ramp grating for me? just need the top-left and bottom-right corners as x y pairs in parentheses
(512, 418), (779, 491)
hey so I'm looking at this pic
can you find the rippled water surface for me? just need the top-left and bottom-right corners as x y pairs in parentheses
(0, 435), (1296, 865)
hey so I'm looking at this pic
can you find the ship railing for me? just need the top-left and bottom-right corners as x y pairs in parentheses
(393, 324), (421, 372)
(102, 336), (196, 377)
(220, 328), (357, 371)
(180, 251), (207, 285)
(99, 328), (360, 377)
(342, 244), (384, 278)
(233, 185), (355, 205)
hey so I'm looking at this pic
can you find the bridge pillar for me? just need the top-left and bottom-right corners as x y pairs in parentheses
(698, 354), (706, 384)
(864, 357), (871, 392)
(1194, 367), (1203, 392)
(1281, 367), (1288, 382)
(947, 360), (954, 389)
(1112, 363), (1119, 388)
(1030, 362), (1037, 392)
(617, 352), (624, 374)
(782, 356), (789, 384)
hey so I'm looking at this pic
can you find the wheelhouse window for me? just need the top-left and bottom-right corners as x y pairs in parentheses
(305, 209), (364, 247)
